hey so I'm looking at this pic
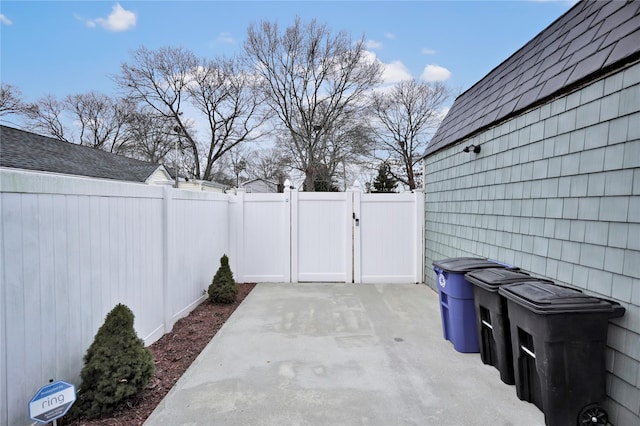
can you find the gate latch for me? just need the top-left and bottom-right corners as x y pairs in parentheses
(353, 212), (359, 227)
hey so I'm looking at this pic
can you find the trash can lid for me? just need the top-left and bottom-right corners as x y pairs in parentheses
(432, 257), (511, 273)
(498, 281), (625, 316)
(465, 268), (552, 292)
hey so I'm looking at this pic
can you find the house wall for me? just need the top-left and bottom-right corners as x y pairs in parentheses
(424, 60), (640, 425)
(243, 179), (277, 193)
(145, 167), (173, 185)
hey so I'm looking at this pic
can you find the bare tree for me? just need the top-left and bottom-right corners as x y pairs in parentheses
(124, 106), (176, 163)
(218, 144), (249, 187)
(26, 92), (134, 154)
(117, 46), (269, 181)
(65, 92), (133, 153)
(212, 144), (287, 188)
(276, 109), (375, 191)
(26, 95), (70, 142)
(244, 17), (383, 190)
(370, 79), (450, 190)
(0, 83), (33, 117)
(249, 146), (291, 184)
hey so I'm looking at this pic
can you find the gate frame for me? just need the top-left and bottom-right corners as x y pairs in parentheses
(233, 180), (424, 284)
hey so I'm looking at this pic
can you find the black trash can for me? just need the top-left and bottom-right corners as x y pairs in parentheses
(465, 268), (553, 385)
(432, 257), (511, 353)
(499, 281), (625, 426)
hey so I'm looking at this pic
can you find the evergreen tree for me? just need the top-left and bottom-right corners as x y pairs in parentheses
(208, 254), (239, 303)
(372, 162), (398, 193)
(313, 174), (340, 192)
(70, 304), (154, 420)
(302, 165), (340, 192)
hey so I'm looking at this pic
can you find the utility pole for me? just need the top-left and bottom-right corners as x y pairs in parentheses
(173, 126), (181, 188)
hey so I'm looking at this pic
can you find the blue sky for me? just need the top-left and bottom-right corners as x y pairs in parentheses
(1, 1), (575, 109)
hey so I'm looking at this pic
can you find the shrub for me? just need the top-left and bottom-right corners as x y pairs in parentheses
(208, 254), (238, 304)
(69, 303), (154, 420)
(372, 161), (398, 193)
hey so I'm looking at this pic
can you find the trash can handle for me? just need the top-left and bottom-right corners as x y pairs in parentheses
(521, 345), (536, 359)
(610, 303), (626, 319)
(487, 259), (519, 270)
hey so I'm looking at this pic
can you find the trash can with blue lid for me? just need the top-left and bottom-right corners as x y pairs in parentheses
(432, 257), (511, 353)
(499, 281), (625, 426)
(465, 268), (553, 385)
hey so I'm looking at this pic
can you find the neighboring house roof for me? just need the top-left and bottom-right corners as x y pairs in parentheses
(178, 179), (228, 192)
(425, 0), (640, 157)
(0, 125), (172, 183)
(241, 178), (279, 193)
(242, 177), (278, 186)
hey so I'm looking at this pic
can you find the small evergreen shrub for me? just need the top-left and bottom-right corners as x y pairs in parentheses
(69, 303), (154, 420)
(372, 162), (398, 193)
(208, 254), (238, 304)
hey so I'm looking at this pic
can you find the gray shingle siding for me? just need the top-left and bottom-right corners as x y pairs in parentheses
(424, 62), (640, 424)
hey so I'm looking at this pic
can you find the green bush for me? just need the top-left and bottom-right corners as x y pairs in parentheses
(208, 254), (238, 304)
(372, 161), (398, 193)
(69, 303), (154, 420)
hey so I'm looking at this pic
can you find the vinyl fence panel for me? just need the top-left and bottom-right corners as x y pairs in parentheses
(293, 192), (353, 283)
(235, 191), (290, 283)
(358, 192), (425, 283)
(0, 170), (229, 426)
(168, 191), (230, 324)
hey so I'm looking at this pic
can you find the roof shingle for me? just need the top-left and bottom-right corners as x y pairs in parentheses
(0, 125), (165, 183)
(425, 0), (640, 157)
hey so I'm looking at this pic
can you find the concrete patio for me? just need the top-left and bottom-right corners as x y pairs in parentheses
(145, 283), (545, 425)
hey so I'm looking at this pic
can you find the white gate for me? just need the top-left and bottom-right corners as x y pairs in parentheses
(356, 191), (424, 283)
(292, 191), (353, 282)
(232, 182), (424, 284)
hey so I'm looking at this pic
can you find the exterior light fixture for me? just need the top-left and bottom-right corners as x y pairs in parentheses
(463, 144), (481, 154)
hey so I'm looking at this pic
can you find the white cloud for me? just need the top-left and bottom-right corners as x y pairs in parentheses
(85, 3), (136, 32)
(421, 48), (437, 55)
(436, 106), (450, 121)
(208, 32), (235, 49)
(365, 39), (383, 50)
(421, 64), (452, 82)
(0, 14), (13, 25)
(384, 32), (396, 40)
(362, 51), (412, 85)
(77, 14), (96, 27)
(216, 32), (234, 44)
(383, 60), (413, 84)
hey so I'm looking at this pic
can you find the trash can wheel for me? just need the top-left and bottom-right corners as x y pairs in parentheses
(578, 404), (608, 425)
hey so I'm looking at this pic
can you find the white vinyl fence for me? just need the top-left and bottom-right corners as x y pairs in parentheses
(1, 169), (423, 426)
(234, 184), (424, 284)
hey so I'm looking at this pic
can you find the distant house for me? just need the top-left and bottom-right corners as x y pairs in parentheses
(241, 177), (280, 193)
(162, 166), (228, 192)
(423, 1), (639, 424)
(0, 125), (173, 185)
(178, 179), (228, 193)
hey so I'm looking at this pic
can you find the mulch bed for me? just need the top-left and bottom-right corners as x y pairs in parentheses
(61, 283), (256, 426)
